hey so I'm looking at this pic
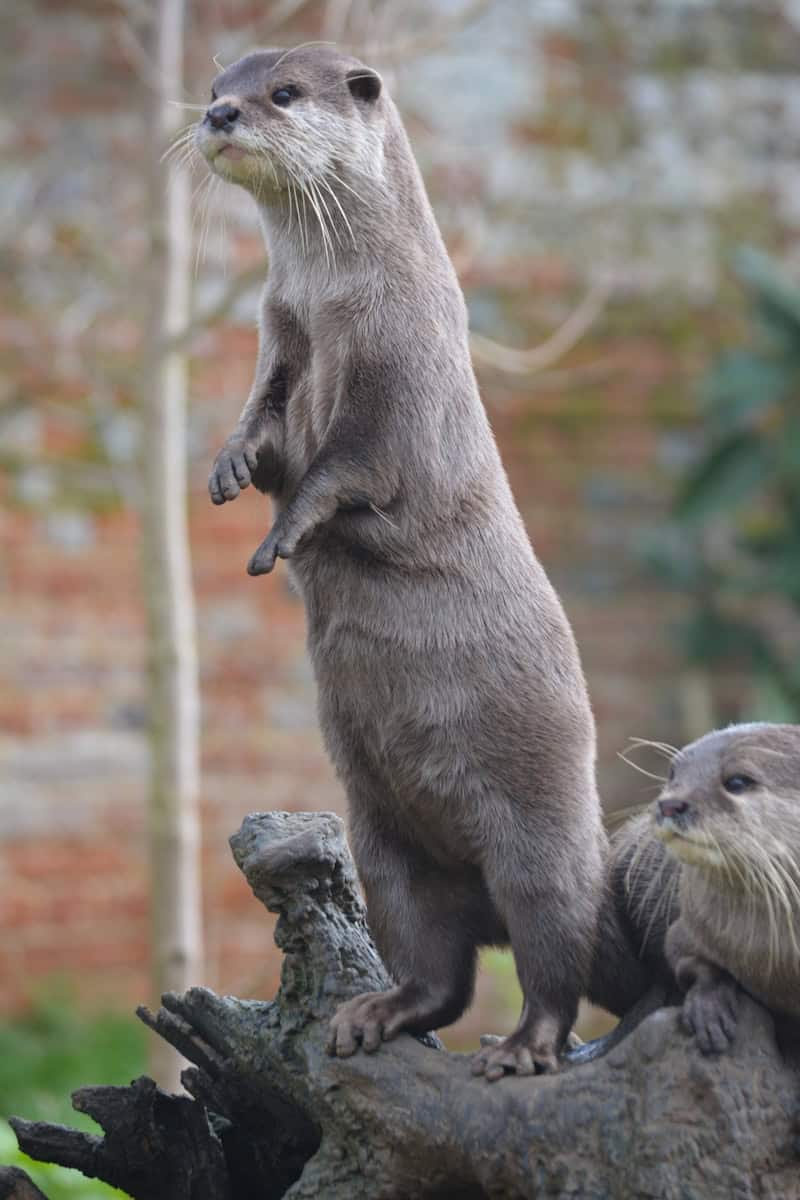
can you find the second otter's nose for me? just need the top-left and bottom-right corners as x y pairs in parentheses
(206, 102), (240, 130)
(658, 797), (689, 820)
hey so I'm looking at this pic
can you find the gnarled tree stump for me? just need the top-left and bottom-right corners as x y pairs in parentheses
(8, 811), (800, 1199)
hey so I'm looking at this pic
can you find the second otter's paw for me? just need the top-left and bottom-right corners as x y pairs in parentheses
(682, 979), (739, 1055)
(209, 441), (259, 505)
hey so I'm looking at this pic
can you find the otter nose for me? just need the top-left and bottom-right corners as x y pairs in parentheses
(206, 102), (240, 130)
(658, 797), (689, 820)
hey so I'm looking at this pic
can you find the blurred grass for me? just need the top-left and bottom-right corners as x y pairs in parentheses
(0, 985), (145, 1199)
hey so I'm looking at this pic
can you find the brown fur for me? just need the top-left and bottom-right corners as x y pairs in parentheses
(194, 45), (606, 1078)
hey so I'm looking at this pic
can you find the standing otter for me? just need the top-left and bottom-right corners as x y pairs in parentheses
(196, 45), (605, 1078)
(589, 724), (800, 1055)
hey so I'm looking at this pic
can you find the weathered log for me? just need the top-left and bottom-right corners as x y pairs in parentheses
(9, 811), (800, 1199)
(0, 1167), (51, 1200)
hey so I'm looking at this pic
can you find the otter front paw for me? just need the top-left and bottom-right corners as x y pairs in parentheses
(470, 1023), (559, 1081)
(209, 441), (259, 505)
(682, 979), (740, 1054)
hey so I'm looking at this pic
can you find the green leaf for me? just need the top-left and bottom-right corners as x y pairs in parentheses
(677, 609), (773, 668)
(734, 246), (800, 345)
(675, 432), (772, 524)
(635, 527), (710, 590)
(703, 349), (791, 430)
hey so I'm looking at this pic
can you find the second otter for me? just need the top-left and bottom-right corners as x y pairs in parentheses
(197, 45), (606, 1078)
(590, 723), (800, 1054)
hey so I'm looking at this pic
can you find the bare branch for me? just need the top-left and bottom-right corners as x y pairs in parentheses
(469, 281), (612, 376)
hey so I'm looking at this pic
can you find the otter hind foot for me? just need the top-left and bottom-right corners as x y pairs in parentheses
(470, 1018), (561, 1082)
(247, 534), (279, 577)
(327, 986), (434, 1058)
(247, 512), (300, 576)
(682, 978), (740, 1055)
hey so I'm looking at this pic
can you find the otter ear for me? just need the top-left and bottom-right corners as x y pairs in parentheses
(346, 68), (381, 104)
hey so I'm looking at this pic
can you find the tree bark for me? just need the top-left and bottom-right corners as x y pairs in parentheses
(140, 0), (203, 1091)
(0, 1168), (50, 1200)
(10, 812), (800, 1199)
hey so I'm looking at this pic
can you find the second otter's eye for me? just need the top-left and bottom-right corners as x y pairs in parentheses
(272, 86), (299, 107)
(723, 774), (757, 795)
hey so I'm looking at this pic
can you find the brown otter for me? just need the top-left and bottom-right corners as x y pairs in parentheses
(587, 724), (800, 1056)
(195, 45), (606, 1078)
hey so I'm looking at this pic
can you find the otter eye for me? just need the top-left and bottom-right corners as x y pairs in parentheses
(272, 86), (299, 107)
(668, 763), (676, 783)
(723, 774), (757, 795)
(210, 87), (217, 101)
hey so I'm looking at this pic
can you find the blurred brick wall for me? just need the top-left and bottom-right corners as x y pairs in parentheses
(3, 0), (800, 1038)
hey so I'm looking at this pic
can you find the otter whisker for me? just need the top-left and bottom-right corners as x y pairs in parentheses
(622, 823), (674, 940)
(291, 178), (308, 254)
(281, 173), (295, 240)
(169, 101), (208, 112)
(309, 177), (341, 251)
(740, 840), (782, 974)
(639, 851), (679, 953)
(617, 750), (667, 783)
(190, 171), (214, 214)
(162, 141), (196, 171)
(170, 145), (199, 175)
(163, 128), (196, 156)
(219, 175), (229, 278)
(302, 178), (334, 266)
(627, 737), (680, 761)
(161, 126), (198, 165)
(311, 177), (339, 258)
(272, 40), (337, 70)
(622, 824), (653, 903)
(708, 831), (737, 892)
(326, 169), (368, 207)
(287, 180), (300, 248)
(764, 853), (800, 960)
(319, 176), (358, 250)
(369, 503), (399, 529)
(606, 801), (650, 827)
(662, 866), (682, 941)
(194, 175), (219, 277)
(190, 170), (214, 206)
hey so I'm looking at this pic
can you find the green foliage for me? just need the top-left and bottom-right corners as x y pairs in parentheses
(0, 988), (144, 1199)
(647, 247), (800, 716)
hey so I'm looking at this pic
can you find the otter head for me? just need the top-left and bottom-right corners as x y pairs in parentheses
(652, 723), (800, 883)
(193, 45), (384, 200)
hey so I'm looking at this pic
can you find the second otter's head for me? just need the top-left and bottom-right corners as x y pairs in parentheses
(193, 45), (385, 199)
(651, 723), (800, 878)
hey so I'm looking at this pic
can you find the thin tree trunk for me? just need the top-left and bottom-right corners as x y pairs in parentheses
(141, 0), (203, 1091)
